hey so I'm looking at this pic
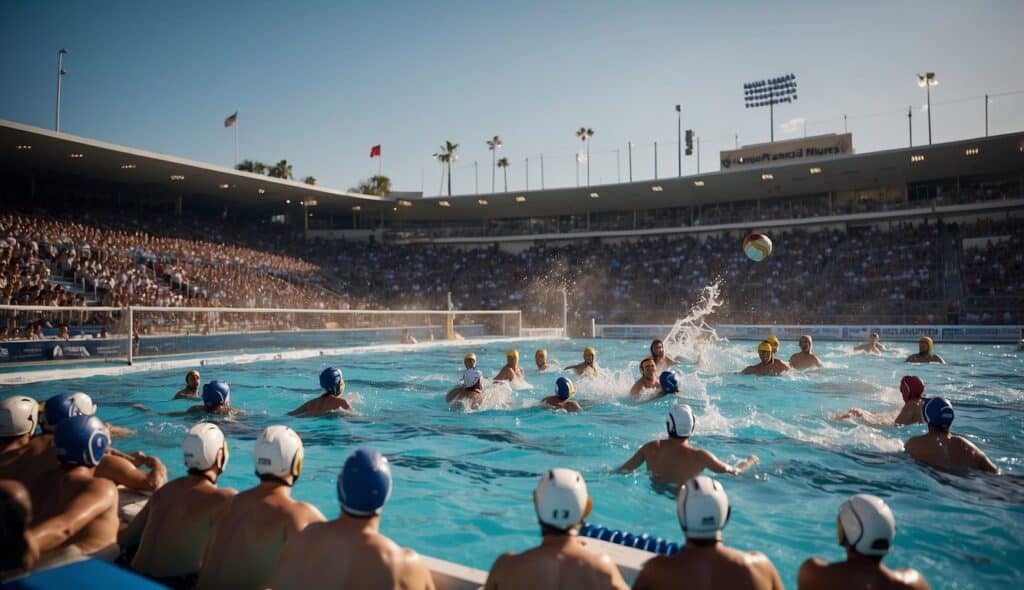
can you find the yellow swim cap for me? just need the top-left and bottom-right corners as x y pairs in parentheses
(464, 352), (476, 361)
(507, 349), (519, 360)
(536, 349), (547, 358)
(584, 347), (597, 357)
(757, 341), (773, 353)
(766, 336), (780, 349)
(920, 336), (933, 352)
(186, 370), (200, 381)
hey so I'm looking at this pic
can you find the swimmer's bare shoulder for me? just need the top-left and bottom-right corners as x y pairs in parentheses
(798, 558), (930, 589)
(394, 546), (436, 589)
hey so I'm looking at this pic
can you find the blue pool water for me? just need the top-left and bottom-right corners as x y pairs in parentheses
(4, 338), (1022, 588)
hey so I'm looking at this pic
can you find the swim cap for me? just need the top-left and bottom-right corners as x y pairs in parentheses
(659, 371), (680, 394)
(640, 358), (656, 371)
(584, 347), (596, 357)
(43, 392), (97, 432)
(766, 336), (780, 350)
(182, 422), (228, 472)
(899, 376), (925, 402)
(0, 396), (38, 437)
(923, 397), (954, 428)
(667, 404), (695, 438)
(837, 494), (895, 557)
(54, 415), (109, 467)
(535, 349), (547, 358)
(253, 425), (304, 482)
(507, 349), (519, 361)
(534, 468), (592, 531)
(463, 368), (483, 388)
(337, 448), (392, 517)
(757, 341), (773, 353)
(464, 352), (477, 362)
(677, 476), (730, 540)
(186, 370), (200, 382)
(555, 377), (576, 400)
(202, 381), (230, 407)
(919, 336), (933, 352)
(319, 367), (344, 395)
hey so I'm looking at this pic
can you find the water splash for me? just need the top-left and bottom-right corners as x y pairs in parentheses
(662, 280), (727, 370)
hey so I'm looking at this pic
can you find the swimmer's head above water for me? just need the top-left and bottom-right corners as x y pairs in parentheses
(337, 448), (392, 517)
(0, 395), (38, 438)
(555, 377), (576, 401)
(54, 415), (109, 468)
(533, 468), (592, 533)
(202, 381), (231, 408)
(757, 341), (774, 362)
(186, 370), (201, 387)
(182, 422), (229, 475)
(583, 347), (596, 365)
(650, 339), (665, 359)
(506, 349), (519, 365)
(799, 335), (813, 351)
(899, 376), (925, 402)
(837, 494), (895, 559)
(463, 352), (477, 369)
(667, 403), (695, 439)
(923, 397), (954, 430)
(42, 391), (97, 432)
(766, 336), (780, 353)
(319, 367), (345, 396)
(659, 371), (680, 394)
(640, 358), (656, 378)
(918, 336), (934, 354)
(253, 425), (304, 486)
(678, 476), (730, 541)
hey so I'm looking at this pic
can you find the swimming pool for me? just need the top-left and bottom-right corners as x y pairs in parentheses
(5, 338), (1022, 589)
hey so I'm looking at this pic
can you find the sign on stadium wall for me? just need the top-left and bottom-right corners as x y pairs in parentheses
(719, 133), (853, 169)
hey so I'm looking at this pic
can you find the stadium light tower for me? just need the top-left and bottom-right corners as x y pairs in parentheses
(743, 73), (797, 142)
(917, 72), (938, 145)
(55, 48), (68, 132)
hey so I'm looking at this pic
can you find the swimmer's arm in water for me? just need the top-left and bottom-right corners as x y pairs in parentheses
(563, 362), (585, 372)
(287, 400), (313, 417)
(26, 477), (117, 553)
(964, 439), (1000, 474)
(740, 365), (757, 375)
(616, 445), (649, 473)
(933, 354), (946, 364)
(561, 400), (583, 413)
(105, 423), (135, 438)
(117, 495), (151, 556)
(702, 450), (758, 475)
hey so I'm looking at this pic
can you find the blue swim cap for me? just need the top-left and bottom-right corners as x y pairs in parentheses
(923, 397), (955, 428)
(659, 371), (680, 394)
(319, 367), (344, 394)
(202, 381), (230, 407)
(338, 448), (393, 517)
(555, 377), (576, 401)
(54, 415), (109, 467)
(43, 392), (97, 432)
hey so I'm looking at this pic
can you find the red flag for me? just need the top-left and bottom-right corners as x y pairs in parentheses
(369, 144), (381, 158)
(224, 111), (238, 127)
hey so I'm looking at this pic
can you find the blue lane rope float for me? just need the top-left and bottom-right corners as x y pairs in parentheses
(578, 523), (682, 556)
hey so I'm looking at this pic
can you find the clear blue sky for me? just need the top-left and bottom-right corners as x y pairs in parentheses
(2, 0), (1022, 195)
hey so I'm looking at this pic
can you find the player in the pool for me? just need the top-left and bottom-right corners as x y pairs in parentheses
(185, 381), (246, 417)
(904, 397), (998, 474)
(402, 329), (418, 344)
(119, 422), (236, 589)
(630, 358), (665, 398)
(741, 341), (791, 376)
(540, 377), (582, 412)
(798, 494), (930, 590)
(650, 339), (677, 371)
(494, 349), (525, 382)
(446, 368), (485, 410)
(0, 479), (34, 577)
(26, 415), (119, 563)
(535, 348), (557, 371)
(463, 352), (477, 370)
(288, 367), (354, 417)
(765, 335), (780, 355)
(833, 376), (928, 426)
(789, 335), (823, 370)
(854, 332), (885, 354)
(0, 396), (42, 481)
(173, 370), (202, 400)
(906, 336), (945, 364)
(617, 404), (758, 487)
(270, 448), (436, 590)
(197, 426), (326, 590)
(484, 468), (629, 590)
(632, 476), (784, 590)
(564, 347), (600, 377)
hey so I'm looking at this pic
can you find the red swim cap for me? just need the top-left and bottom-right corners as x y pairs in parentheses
(899, 376), (925, 402)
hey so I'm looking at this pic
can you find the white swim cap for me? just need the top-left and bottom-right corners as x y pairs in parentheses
(667, 404), (695, 438)
(837, 494), (895, 557)
(253, 425), (304, 483)
(463, 368), (483, 388)
(677, 476), (730, 540)
(0, 396), (38, 437)
(68, 392), (97, 416)
(533, 468), (592, 531)
(182, 422), (228, 472)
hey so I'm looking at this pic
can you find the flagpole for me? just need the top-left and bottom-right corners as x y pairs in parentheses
(233, 108), (238, 167)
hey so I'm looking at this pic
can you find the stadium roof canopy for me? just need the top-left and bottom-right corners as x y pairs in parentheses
(2, 119), (1022, 223)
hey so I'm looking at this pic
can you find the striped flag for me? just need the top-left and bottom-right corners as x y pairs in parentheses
(224, 111), (238, 127)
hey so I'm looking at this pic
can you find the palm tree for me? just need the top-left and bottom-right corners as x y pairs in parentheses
(268, 160), (293, 179)
(496, 157), (510, 192)
(236, 159), (257, 173)
(253, 161), (267, 175)
(350, 175), (391, 196)
(432, 141), (458, 196)
(486, 136), (502, 193)
(302, 176), (317, 185)
(576, 127), (595, 185)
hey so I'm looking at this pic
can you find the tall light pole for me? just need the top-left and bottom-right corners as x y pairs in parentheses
(55, 48), (68, 131)
(917, 72), (938, 145)
(676, 104), (682, 176)
(743, 73), (798, 142)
